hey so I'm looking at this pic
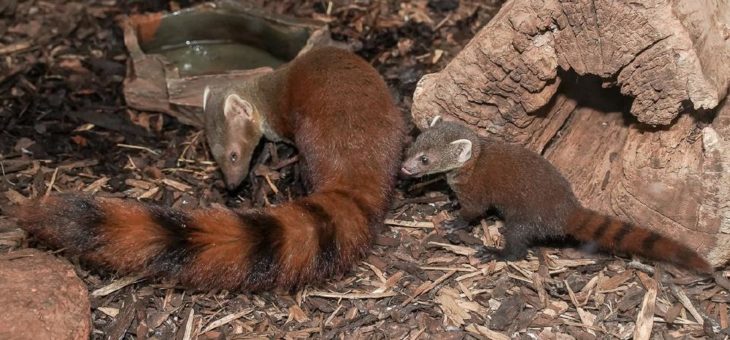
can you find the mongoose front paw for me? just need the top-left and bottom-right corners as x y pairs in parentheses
(475, 246), (528, 262)
(475, 245), (502, 261)
(442, 218), (472, 231)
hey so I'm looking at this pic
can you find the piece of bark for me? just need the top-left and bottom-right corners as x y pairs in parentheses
(412, 0), (730, 265)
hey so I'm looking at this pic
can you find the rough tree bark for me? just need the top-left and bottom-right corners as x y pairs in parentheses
(412, 0), (730, 266)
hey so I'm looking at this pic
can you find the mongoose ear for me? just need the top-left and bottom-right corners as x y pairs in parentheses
(203, 86), (210, 112)
(450, 139), (472, 163)
(224, 94), (254, 120)
(429, 115), (442, 127)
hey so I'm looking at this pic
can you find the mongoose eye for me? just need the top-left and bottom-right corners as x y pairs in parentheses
(230, 152), (238, 163)
(420, 155), (429, 165)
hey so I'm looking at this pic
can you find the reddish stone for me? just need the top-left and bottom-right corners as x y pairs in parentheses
(0, 248), (90, 340)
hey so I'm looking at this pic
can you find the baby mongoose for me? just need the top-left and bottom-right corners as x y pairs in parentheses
(401, 117), (711, 273)
(14, 47), (406, 291)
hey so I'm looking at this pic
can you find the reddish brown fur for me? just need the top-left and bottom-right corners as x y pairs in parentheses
(15, 47), (406, 291)
(403, 120), (712, 274)
(89, 201), (168, 272)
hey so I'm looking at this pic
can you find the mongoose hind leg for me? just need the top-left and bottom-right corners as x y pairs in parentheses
(477, 222), (531, 262)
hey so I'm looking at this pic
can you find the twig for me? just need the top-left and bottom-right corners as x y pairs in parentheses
(263, 173), (279, 194)
(201, 308), (253, 333)
(91, 275), (144, 297)
(400, 270), (456, 307)
(407, 176), (444, 192)
(392, 194), (449, 208)
(384, 219), (434, 229)
(271, 155), (300, 170)
(507, 272), (533, 284)
(433, 13), (452, 30)
(428, 242), (477, 256)
(44, 167), (59, 197)
(307, 291), (396, 300)
(176, 131), (203, 166)
(117, 143), (160, 155)
(324, 305), (343, 327)
(456, 266), (495, 281)
(0, 160), (17, 186)
(174, 159), (216, 166)
(420, 266), (475, 272)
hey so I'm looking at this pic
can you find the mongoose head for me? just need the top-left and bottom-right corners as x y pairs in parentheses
(401, 116), (478, 177)
(203, 86), (264, 190)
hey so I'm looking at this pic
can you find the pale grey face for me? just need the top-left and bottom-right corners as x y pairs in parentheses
(204, 89), (263, 190)
(401, 119), (474, 177)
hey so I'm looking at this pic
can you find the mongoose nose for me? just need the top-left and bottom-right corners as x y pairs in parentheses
(226, 182), (240, 191)
(400, 167), (413, 176)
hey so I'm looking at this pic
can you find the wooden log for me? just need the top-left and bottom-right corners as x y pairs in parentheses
(412, 0), (730, 265)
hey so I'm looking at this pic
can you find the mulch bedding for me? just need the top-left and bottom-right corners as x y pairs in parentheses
(1, 1), (728, 339)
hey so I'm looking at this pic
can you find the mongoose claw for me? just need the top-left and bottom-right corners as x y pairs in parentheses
(475, 245), (502, 261)
(442, 218), (472, 232)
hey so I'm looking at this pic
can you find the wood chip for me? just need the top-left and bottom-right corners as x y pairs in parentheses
(665, 303), (684, 324)
(542, 300), (569, 318)
(91, 275), (143, 297)
(401, 270), (457, 307)
(4, 189), (28, 204)
(598, 269), (634, 291)
(287, 305), (310, 324)
(125, 178), (155, 190)
(0, 41), (32, 55)
(670, 283), (705, 325)
(436, 287), (471, 326)
(532, 272), (549, 309)
(161, 178), (192, 192)
(465, 324), (510, 340)
(83, 176), (109, 192)
(565, 278), (595, 332)
(106, 295), (138, 340)
(420, 266), (474, 272)
(201, 308), (252, 333)
(363, 262), (387, 283)
(384, 219), (434, 228)
(97, 307), (119, 318)
(181, 308), (195, 340)
(633, 272), (658, 340)
(458, 280), (473, 301)
(58, 159), (99, 170)
(428, 242), (477, 256)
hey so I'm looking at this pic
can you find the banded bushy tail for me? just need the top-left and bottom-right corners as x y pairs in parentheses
(567, 208), (711, 273)
(15, 187), (386, 290)
(14, 47), (406, 291)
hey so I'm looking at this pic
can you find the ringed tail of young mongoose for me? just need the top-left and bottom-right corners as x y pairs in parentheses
(401, 117), (712, 274)
(13, 47), (406, 291)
